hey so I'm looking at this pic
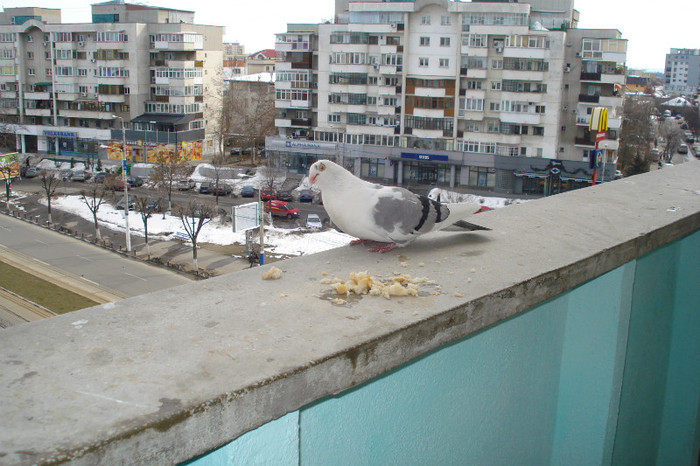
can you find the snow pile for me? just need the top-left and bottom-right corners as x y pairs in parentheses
(45, 194), (354, 256)
(427, 188), (528, 209)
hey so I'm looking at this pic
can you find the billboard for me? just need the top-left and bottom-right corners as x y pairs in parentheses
(233, 202), (259, 232)
(0, 153), (19, 180)
(107, 140), (202, 163)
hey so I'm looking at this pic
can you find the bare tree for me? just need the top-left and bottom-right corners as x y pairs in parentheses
(658, 120), (684, 162)
(211, 153), (226, 205)
(149, 154), (192, 212)
(0, 155), (15, 210)
(80, 182), (107, 240)
(134, 196), (153, 258)
(39, 170), (61, 224)
(176, 199), (214, 273)
(619, 97), (655, 174)
(226, 80), (275, 165)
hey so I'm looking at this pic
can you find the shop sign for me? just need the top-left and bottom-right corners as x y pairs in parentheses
(401, 152), (449, 162)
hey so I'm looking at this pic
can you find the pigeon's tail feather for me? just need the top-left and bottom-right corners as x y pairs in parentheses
(452, 220), (491, 231)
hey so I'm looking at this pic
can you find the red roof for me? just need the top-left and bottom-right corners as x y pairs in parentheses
(249, 49), (277, 60)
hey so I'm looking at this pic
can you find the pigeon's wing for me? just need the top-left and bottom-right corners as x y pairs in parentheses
(370, 187), (450, 244)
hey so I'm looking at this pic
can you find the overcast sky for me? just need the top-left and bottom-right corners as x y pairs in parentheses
(2, 0), (696, 71)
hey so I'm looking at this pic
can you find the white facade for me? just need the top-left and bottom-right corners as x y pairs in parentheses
(664, 48), (700, 95)
(273, 0), (626, 194)
(0, 4), (222, 159)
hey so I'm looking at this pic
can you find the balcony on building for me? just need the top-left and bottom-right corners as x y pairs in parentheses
(151, 33), (204, 51)
(2, 166), (699, 465)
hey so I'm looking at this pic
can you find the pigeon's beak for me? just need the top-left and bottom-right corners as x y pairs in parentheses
(310, 173), (318, 185)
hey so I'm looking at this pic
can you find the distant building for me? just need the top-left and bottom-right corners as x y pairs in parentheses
(223, 42), (246, 77)
(269, 0), (626, 195)
(664, 48), (700, 94)
(246, 49), (277, 75)
(0, 2), (223, 161)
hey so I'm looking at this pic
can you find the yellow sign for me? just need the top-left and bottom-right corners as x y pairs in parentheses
(589, 107), (608, 133)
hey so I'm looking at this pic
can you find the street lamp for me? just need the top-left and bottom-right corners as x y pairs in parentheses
(112, 114), (132, 253)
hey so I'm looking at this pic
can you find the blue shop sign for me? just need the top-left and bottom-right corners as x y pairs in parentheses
(401, 152), (449, 162)
(43, 130), (77, 138)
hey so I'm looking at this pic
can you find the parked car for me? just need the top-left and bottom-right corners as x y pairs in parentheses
(305, 213), (323, 229)
(127, 176), (143, 187)
(60, 169), (73, 181)
(199, 182), (212, 194)
(115, 196), (134, 210)
(261, 187), (275, 200)
(94, 172), (107, 183)
(614, 170), (623, 180)
(475, 205), (493, 213)
(71, 170), (89, 182)
(112, 179), (125, 191)
(678, 144), (689, 154)
(299, 190), (314, 203)
(230, 147), (242, 155)
(175, 179), (193, 191)
(24, 167), (38, 178)
(695, 146), (700, 158)
(213, 184), (232, 196)
(146, 199), (162, 212)
(240, 185), (255, 197)
(265, 200), (300, 219)
(277, 190), (293, 202)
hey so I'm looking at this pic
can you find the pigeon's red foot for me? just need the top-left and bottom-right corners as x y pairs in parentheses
(370, 242), (398, 253)
(350, 239), (373, 246)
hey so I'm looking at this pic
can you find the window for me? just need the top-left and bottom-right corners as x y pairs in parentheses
(419, 57), (429, 67)
(27, 51), (34, 59)
(489, 102), (500, 111)
(533, 126), (544, 136)
(367, 96), (377, 105)
(491, 81), (502, 91)
(440, 37), (450, 47)
(492, 59), (503, 70)
(421, 15), (431, 25)
(27, 68), (35, 76)
(420, 37), (430, 46)
(439, 58), (449, 68)
(535, 105), (545, 114)
(467, 80), (481, 90)
(441, 16), (451, 26)
(26, 35), (33, 42)
(328, 114), (341, 123)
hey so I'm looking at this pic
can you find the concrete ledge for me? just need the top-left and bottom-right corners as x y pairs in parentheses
(1, 163), (700, 464)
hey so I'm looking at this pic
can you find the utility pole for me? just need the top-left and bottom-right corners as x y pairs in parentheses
(113, 115), (132, 253)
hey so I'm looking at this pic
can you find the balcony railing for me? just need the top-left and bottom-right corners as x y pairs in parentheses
(2, 165), (699, 465)
(578, 94), (600, 103)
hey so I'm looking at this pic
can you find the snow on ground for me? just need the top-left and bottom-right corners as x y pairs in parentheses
(44, 194), (354, 256)
(427, 188), (529, 209)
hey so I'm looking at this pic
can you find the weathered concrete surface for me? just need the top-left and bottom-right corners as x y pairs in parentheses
(1, 163), (699, 465)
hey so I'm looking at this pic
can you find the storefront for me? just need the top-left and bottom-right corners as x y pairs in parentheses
(399, 153), (456, 186)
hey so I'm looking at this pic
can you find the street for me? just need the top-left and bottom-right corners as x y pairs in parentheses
(0, 214), (192, 298)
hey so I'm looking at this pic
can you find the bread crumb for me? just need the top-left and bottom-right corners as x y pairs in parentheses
(262, 266), (283, 280)
(321, 271), (328, 276)
(418, 262), (425, 267)
(470, 268), (476, 273)
(331, 298), (347, 305)
(467, 277), (472, 283)
(320, 278), (334, 285)
(454, 292), (464, 297)
(400, 261), (409, 268)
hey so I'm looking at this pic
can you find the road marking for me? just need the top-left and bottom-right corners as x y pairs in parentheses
(33, 258), (50, 266)
(80, 276), (100, 286)
(124, 272), (147, 282)
(76, 255), (92, 262)
(0, 225), (10, 232)
(34, 239), (50, 246)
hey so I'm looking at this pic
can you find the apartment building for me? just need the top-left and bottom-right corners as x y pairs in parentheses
(268, 0), (626, 195)
(0, 2), (223, 162)
(664, 48), (700, 95)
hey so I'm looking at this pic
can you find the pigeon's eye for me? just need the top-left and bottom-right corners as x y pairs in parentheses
(318, 163), (326, 171)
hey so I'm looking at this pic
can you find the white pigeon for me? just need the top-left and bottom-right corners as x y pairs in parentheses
(309, 160), (490, 253)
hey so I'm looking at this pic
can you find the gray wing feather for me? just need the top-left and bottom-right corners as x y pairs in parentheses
(372, 188), (449, 237)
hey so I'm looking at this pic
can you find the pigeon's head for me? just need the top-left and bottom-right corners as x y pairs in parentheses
(309, 160), (341, 189)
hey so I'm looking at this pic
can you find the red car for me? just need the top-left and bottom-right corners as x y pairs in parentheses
(261, 187), (276, 200)
(265, 200), (299, 219)
(112, 180), (125, 191)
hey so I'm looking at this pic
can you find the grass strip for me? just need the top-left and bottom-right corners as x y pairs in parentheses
(0, 261), (99, 314)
